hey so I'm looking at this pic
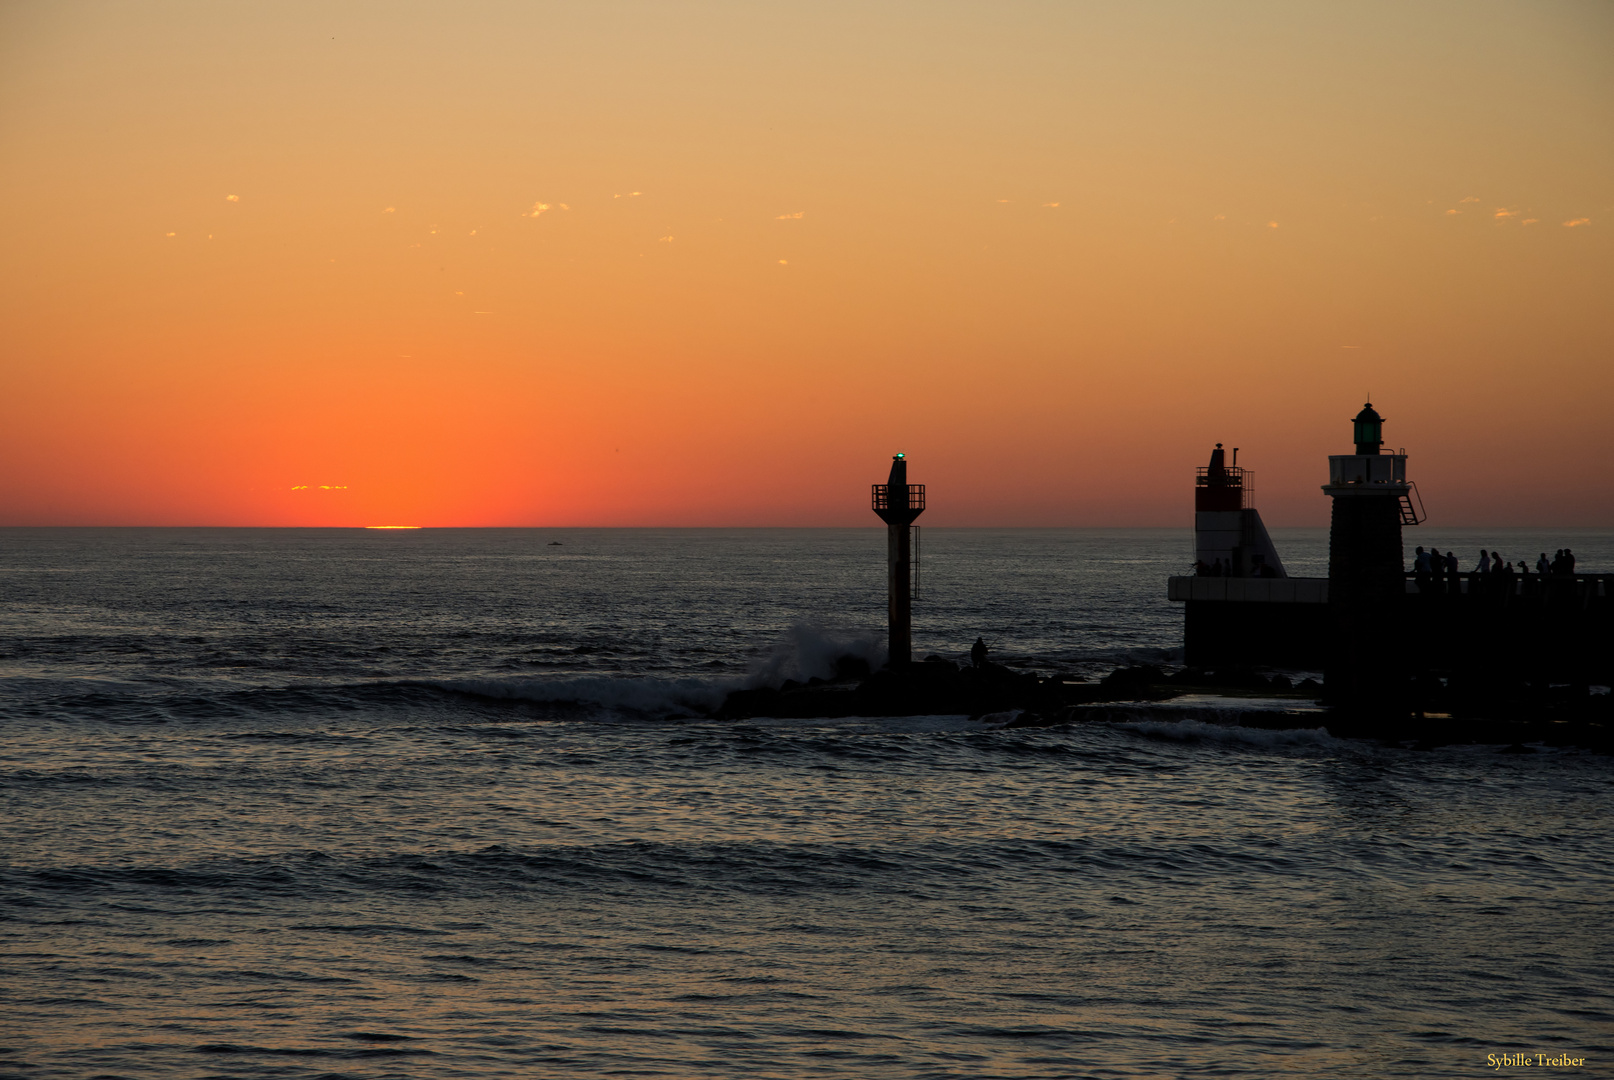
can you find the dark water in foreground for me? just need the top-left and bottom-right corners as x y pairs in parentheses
(2, 528), (1611, 1079)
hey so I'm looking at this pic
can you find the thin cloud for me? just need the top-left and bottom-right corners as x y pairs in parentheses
(1564, 218), (1591, 227)
(995, 199), (1012, 204)
(1523, 218), (1540, 225)
(614, 191), (642, 199)
(658, 235), (674, 242)
(1042, 202), (1060, 208)
(1494, 208), (1519, 219)
(1213, 214), (1227, 221)
(776, 211), (804, 219)
(777, 259), (788, 265)
(1459, 196), (1480, 203)
(1446, 209), (1460, 215)
(225, 194), (240, 202)
(523, 202), (552, 218)
(164, 231), (176, 237)
(382, 206), (396, 213)
(1267, 221), (1279, 228)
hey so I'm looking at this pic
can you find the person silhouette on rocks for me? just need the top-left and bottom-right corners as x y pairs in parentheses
(971, 637), (989, 669)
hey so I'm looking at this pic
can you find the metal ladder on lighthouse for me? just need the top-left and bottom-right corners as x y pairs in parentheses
(1398, 482), (1427, 526)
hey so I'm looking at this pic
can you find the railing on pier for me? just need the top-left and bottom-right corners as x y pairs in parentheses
(1404, 571), (1608, 602)
(1194, 467), (1251, 509)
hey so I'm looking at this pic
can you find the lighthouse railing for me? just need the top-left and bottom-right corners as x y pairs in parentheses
(871, 484), (926, 512)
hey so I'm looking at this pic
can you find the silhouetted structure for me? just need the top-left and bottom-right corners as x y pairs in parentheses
(1194, 443), (1286, 578)
(1321, 404), (1423, 713)
(872, 453), (925, 667)
(1173, 443), (1320, 666)
(1169, 402), (1610, 731)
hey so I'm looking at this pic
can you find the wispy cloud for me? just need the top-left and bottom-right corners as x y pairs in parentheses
(382, 206), (396, 214)
(1213, 214), (1227, 221)
(777, 259), (788, 265)
(1522, 218), (1540, 225)
(1042, 202), (1060, 208)
(164, 231), (175, 237)
(1494, 208), (1519, 219)
(995, 199), (1012, 204)
(1446, 209), (1460, 215)
(1459, 196), (1480, 203)
(1564, 218), (1591, 227)
(225, 194), (239, 202)
(614, 191), (642, 199)
(1267, 221), (1279, 228)
(775, 211), (804, 219)
(658, 235), (674, 242)
(523, 202), (552, 218)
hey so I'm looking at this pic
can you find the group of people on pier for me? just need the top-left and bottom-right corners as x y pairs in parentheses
(1191, 555), (1280, 578)
(1413, 546), (1579, 595)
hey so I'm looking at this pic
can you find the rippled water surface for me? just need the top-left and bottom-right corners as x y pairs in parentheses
(2, 527), (1610, 1078)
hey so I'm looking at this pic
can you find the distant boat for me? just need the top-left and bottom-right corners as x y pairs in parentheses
(548, 541), (563, 546)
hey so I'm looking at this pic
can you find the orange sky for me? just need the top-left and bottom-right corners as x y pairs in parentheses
(2, 1), (1610, 526)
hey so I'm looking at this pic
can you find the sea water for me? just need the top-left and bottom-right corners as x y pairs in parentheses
(1, 527), (1610, 1078)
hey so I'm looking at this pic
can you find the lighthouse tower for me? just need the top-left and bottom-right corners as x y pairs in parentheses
(1322, 403), (1421, 708)
(1194, 443), (1286, 578)
(872, 453), (925, 668)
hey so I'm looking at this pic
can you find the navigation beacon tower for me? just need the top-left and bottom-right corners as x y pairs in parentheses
(872, 453), (925, 668)
(1322, 403), (1424, 707)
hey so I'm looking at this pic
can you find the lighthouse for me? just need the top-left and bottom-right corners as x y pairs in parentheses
(1322, 403), (1422, 709)
(1193, 443), (1286, 578)
(872, 453), (925, 668)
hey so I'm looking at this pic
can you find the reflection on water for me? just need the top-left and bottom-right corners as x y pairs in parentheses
(1, 528), (1610, 1077)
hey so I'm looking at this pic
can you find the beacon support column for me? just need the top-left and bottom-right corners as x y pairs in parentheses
(872, 453), (926, 668)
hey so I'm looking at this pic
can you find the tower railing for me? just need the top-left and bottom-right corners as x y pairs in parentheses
(1194, 467), (1252, 508)
(871, 484), (926, 511)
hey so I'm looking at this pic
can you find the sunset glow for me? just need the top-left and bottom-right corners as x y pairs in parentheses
(1, 2), (1609, 527)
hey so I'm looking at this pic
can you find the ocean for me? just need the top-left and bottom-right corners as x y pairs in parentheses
(2, 526), (1610, 1078)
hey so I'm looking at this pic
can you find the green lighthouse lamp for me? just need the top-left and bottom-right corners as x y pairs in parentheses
(1352, 403), (1384, 456)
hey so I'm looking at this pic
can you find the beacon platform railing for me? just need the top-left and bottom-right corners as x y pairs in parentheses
(1194, 467), (1252, 508)
(871, 484), (926, 511)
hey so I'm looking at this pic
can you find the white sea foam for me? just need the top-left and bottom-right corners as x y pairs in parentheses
(1119, 718), (1341, 749)
(437, 623), (886, 718)
(742, 623), (885, 687)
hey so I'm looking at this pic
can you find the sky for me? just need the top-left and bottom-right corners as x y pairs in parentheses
(2, 1), (1610, 527)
